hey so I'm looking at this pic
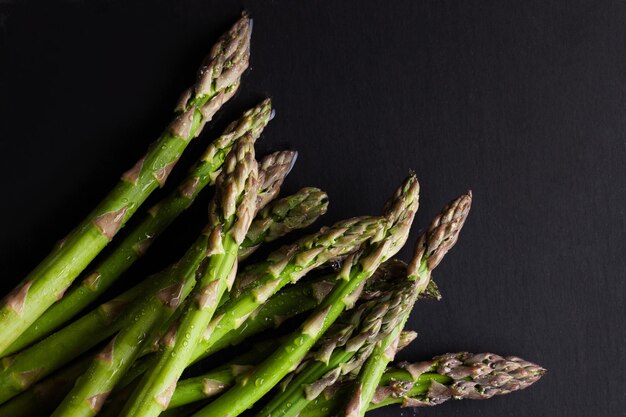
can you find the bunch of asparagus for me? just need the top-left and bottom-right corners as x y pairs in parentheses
(0, 13), (545, 417)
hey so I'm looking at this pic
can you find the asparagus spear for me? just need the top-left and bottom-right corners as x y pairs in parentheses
(256, 260), (418, 417)
(122, 210), (387, 417)
(188, 174), (420, 367)
(51, 136), (259, 417)
(0, 195), (330, 415)
(185, 212), (386, 369)
(254, 261), (442, 417)
(123, 267), (433, 416)
(4, 100), (273, 356)
(341, 192), (472, 417)
(256, 150), (297, 208)
(0, 14), (252, 354)
(115, 213), (387, 416)
(189, 174), (419, 417)
(0, 152), (301, 405)
(116, 351), (544, 417)
(157, 327), (416, 415)
(298, 352), (546, 417)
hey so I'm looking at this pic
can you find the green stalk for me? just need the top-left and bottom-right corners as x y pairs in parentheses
(117, 138), (259, 417)
(0, 203), (330, 416)
(0, 357), (91, 417)
(168, 339), (278, 410)
(52, 135), (259, 417)
(341, 192), (473, 417)
(4, 99), (273, 356)
(189, 174), (420, 417)
(120, 272), (335, 391)
(0, 278), (144, 404)
(0, 13), (251, 354)
(100, 339), (281, 417)
(0, 181), (319, 405)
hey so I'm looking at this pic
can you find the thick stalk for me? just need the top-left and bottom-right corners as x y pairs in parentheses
(121, 272), (335, 390)
(99, 339), (280, 417)
(0, 183), (319, 405)
(4, 100), (273, 356)
(52, 136), (259, 417)
(0, 13), (251, 354)
(117, 138), (258, 417)
(0, 278), (146, 404)
(190, 174), (420, 417)
(0, 237), (332, 417)
(168, 339), (279, 410)
(342, 192), (472, 417)
(0, 357), (91, 417)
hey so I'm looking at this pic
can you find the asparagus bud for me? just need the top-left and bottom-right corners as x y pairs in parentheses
(237, 187), (329, 273)
(256, 151), (298, 209)
(407, 191), (473, 291)
(389, 352), (546, 407)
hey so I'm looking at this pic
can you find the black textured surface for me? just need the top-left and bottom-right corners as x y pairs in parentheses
(1, 1), (625, 416)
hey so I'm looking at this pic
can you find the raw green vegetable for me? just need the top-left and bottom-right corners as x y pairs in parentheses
(51, 134), (258, 417)
(0, 147), (302, 405)
(4, 99), (273, 356)
(189, 174), (419, 417)
(341, 192), (472, 417)
(299, 352), (546, 417)
(0, 12), (251, 355)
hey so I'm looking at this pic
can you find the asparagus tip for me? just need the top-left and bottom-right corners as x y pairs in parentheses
(407, 191), (472, 282)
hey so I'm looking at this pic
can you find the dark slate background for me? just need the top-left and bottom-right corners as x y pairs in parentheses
(1, 1), (625, 416)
